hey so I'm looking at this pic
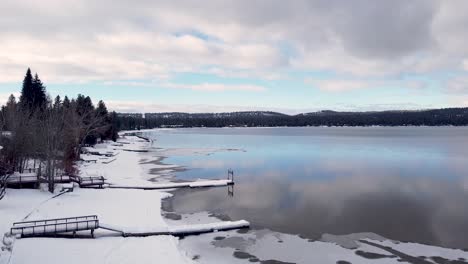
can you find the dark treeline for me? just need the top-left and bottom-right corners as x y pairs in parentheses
(116, 108), (468, 130)
(0, 68), (118, 192)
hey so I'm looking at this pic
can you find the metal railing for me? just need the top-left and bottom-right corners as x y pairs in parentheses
(11, 215), (99, 237)
(7, 174), (72, 185)
(69, 175), (106, 187)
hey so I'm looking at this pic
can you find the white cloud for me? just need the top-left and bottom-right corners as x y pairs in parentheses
(163, 83), (266, 92)
(0, 0), (468, 99)
(104, 80), (267, 92)
(306, 79), (371, 92)
(105, 101), (309, 114)
(305, 78), (429, 92)
(445, 76), (468, 94)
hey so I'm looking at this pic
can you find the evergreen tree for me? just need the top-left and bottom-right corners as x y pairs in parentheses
(19, 68), (34, 110)
(32, 73), (47, 110)
(96, 100), (111, 140)
(75, 94), (94, 116)
(62, 96), (71, 109)
(96, 100), (108, 118)
(3, 94), (18, 131)
(53, 95), (61, 110)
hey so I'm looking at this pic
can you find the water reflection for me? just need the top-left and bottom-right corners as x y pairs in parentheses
(147, 127), (468, 250)
(166, 173), (468, 249)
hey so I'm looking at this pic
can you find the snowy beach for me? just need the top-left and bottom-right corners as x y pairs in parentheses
(1, 135), (197, 264)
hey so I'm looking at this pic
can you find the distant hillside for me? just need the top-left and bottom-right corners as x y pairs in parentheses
(145, 111), (287, 119)
(114, 108), (468, 130)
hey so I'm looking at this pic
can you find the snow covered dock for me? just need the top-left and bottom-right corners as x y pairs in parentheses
(10, 215), (249, 239)
(107, 179), (234, 190)
(100, 220), (250, 237)
(6, 174), (71, 186)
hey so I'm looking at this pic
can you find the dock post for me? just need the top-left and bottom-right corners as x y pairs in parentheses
(227, 169), (234, 182)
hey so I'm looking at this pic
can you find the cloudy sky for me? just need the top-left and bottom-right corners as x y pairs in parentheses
(1, 0), (468, 113)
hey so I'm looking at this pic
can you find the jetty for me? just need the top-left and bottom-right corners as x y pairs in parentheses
(6, 174), (71, 188)
(4, 171), (234, 191)
(108, 169), (235, 190)
(11, 215), (249, 239)
(107, 179), (234, 190)
(5, 173), (106, 189)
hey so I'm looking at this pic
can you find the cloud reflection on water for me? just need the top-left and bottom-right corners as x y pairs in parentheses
(169, 169), (468, 249)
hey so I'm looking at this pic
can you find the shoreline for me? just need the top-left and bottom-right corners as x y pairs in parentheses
(2, 131), (468, 264)
(0, 135), (196, 264)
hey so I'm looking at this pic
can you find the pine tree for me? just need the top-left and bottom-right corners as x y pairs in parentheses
(32, 73), (47, 110)
(53, 95), (61, 110)
(19, 68), (34, 110)
(96, 100), (108, 118)
(4, 94), (18, 131)
(63, 96), (71, 109)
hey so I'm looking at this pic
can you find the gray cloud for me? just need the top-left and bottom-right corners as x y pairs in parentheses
(0, 0), (467, 87)
(330, 0), (437, 59)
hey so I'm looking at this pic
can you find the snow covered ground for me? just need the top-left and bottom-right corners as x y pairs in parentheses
(2, 133), (468, 264)
(0, 136), (196, 264)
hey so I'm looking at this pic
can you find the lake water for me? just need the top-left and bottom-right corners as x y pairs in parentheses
(144, 127), (468, 250)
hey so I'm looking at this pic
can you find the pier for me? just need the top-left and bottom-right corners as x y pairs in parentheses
(107, 179), (234, 190)
(11, 215), (249, 239)
(4, 174), (106, 189)
(4, 171), (235, 191)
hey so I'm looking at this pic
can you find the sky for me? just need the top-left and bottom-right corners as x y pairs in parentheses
(1, 0), (468, 114)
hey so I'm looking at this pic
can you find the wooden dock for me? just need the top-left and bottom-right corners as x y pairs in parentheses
(6, 174), (71, 188)
(11, 216), (249, 239)
(11, 215), (99, 238)
(5, 173), (105, 189)
(107, 179), (234, 190)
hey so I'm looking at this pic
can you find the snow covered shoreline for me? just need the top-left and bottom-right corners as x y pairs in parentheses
(2, 132), (468, 264)
(0, 135), (197, 264)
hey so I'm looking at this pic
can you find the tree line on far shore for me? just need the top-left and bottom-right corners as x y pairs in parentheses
(114, 108), (468, 130)
(0, 68), (118, 192)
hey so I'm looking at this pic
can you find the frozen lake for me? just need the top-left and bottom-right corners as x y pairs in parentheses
(144, 127), (468, 250)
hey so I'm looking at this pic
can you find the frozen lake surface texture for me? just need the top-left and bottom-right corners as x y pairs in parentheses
(142, 127), (468, 264)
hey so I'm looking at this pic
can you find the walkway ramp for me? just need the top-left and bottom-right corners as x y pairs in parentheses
(11, 215), (99, 238)
(107, 179), (234, 190)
